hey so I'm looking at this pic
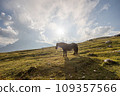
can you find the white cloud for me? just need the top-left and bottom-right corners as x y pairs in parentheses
(1, 12), (5, 16)
(0, 26), (18, 45)
(4, 0), (58, 30)
(0, 12), (14, 26)
(77, 26), (119, 41)
(0, 0), (118, 47)
(100, 3), (110, 11)
(0, 12), (18, 45)
(2, 0), (100, 44)
(0, 36), (18, 45)
(0, 26), (18, 38)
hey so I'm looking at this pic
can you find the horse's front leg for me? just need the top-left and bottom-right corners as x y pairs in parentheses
(73, 52), (75, 55)
(73, 50), (76, 55)
(73, 52), (78, 55)
(63, 50), (67, 57)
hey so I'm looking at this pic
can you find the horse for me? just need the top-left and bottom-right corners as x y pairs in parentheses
(55, 42), (78, 57)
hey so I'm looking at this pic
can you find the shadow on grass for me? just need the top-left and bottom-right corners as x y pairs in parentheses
(1, 56), (119, 80)
(14, 65), (65, 80)
(64, 56), (119, 80)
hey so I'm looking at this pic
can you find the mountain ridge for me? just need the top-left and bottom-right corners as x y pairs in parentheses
(0, 39), (52, 53)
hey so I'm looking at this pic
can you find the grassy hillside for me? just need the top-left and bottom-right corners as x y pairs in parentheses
(0, 36), (120, 80)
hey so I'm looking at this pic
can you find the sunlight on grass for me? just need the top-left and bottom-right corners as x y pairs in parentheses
(0, 36), (120, 80)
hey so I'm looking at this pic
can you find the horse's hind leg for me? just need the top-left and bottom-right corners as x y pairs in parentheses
(73, 47), (78, 55)
(73, 49), (76, 55)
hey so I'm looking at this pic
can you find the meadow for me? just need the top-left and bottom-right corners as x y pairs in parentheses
(0, 36), (120, 80)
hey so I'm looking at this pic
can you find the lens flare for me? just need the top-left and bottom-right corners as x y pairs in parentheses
(56, 27), (65, 37)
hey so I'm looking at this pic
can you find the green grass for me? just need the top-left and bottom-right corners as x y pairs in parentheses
(0, 36), (120, 80)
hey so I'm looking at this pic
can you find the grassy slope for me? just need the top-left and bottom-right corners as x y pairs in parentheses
(0, 36), (120, 80)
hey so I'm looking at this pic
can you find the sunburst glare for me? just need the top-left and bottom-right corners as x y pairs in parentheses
(56, 26), (65, 37)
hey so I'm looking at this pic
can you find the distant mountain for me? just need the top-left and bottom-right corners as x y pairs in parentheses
(114, 33), (120, 37)
(0, 33), (119, 53)
(0, 40), (52, 53)
(0, 45), (4, 48)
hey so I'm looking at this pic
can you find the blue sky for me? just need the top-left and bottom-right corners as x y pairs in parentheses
(0, 0), (120, 50)
(94, 0), (120, 31)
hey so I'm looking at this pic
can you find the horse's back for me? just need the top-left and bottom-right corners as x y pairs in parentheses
(71, 43), (78, 47)
(57, 42), (78, 50)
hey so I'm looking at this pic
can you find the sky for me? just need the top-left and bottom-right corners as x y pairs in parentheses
(0, 0), (120, 50)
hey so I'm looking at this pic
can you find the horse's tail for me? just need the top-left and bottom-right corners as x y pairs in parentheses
(76, 44), (78, 54)
(74, 43), (78, 54)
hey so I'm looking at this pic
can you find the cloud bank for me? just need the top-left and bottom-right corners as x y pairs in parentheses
(0, 0), (119, 48)
(0, 12), (18, 45)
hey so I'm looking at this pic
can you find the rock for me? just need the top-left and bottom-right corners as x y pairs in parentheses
(50, 78), (55, 80)
(82, 76), (85, 79)
(108, 45), (112, 48)
(104, 59), (112, 63)
(103, 59), (118, 65)
(88, 53), (97, 57)
(70, 75), (73, 78)
(82, 72), (85, 75)
(115, 50), (120, 52)
(69, 74), (73, 78)
(47, 63), (51, 65)
(97, 48), (101, 49)
(26, 64), (30, 66)
(105, 40), (112, 44)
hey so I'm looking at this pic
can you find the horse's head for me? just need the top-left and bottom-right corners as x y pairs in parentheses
(55, 43), (58, 49)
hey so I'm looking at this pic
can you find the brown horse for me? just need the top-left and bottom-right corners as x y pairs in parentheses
(55, 42), (78, 57)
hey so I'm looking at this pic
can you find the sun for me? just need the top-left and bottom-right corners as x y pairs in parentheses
(56, 27), (65, 37)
